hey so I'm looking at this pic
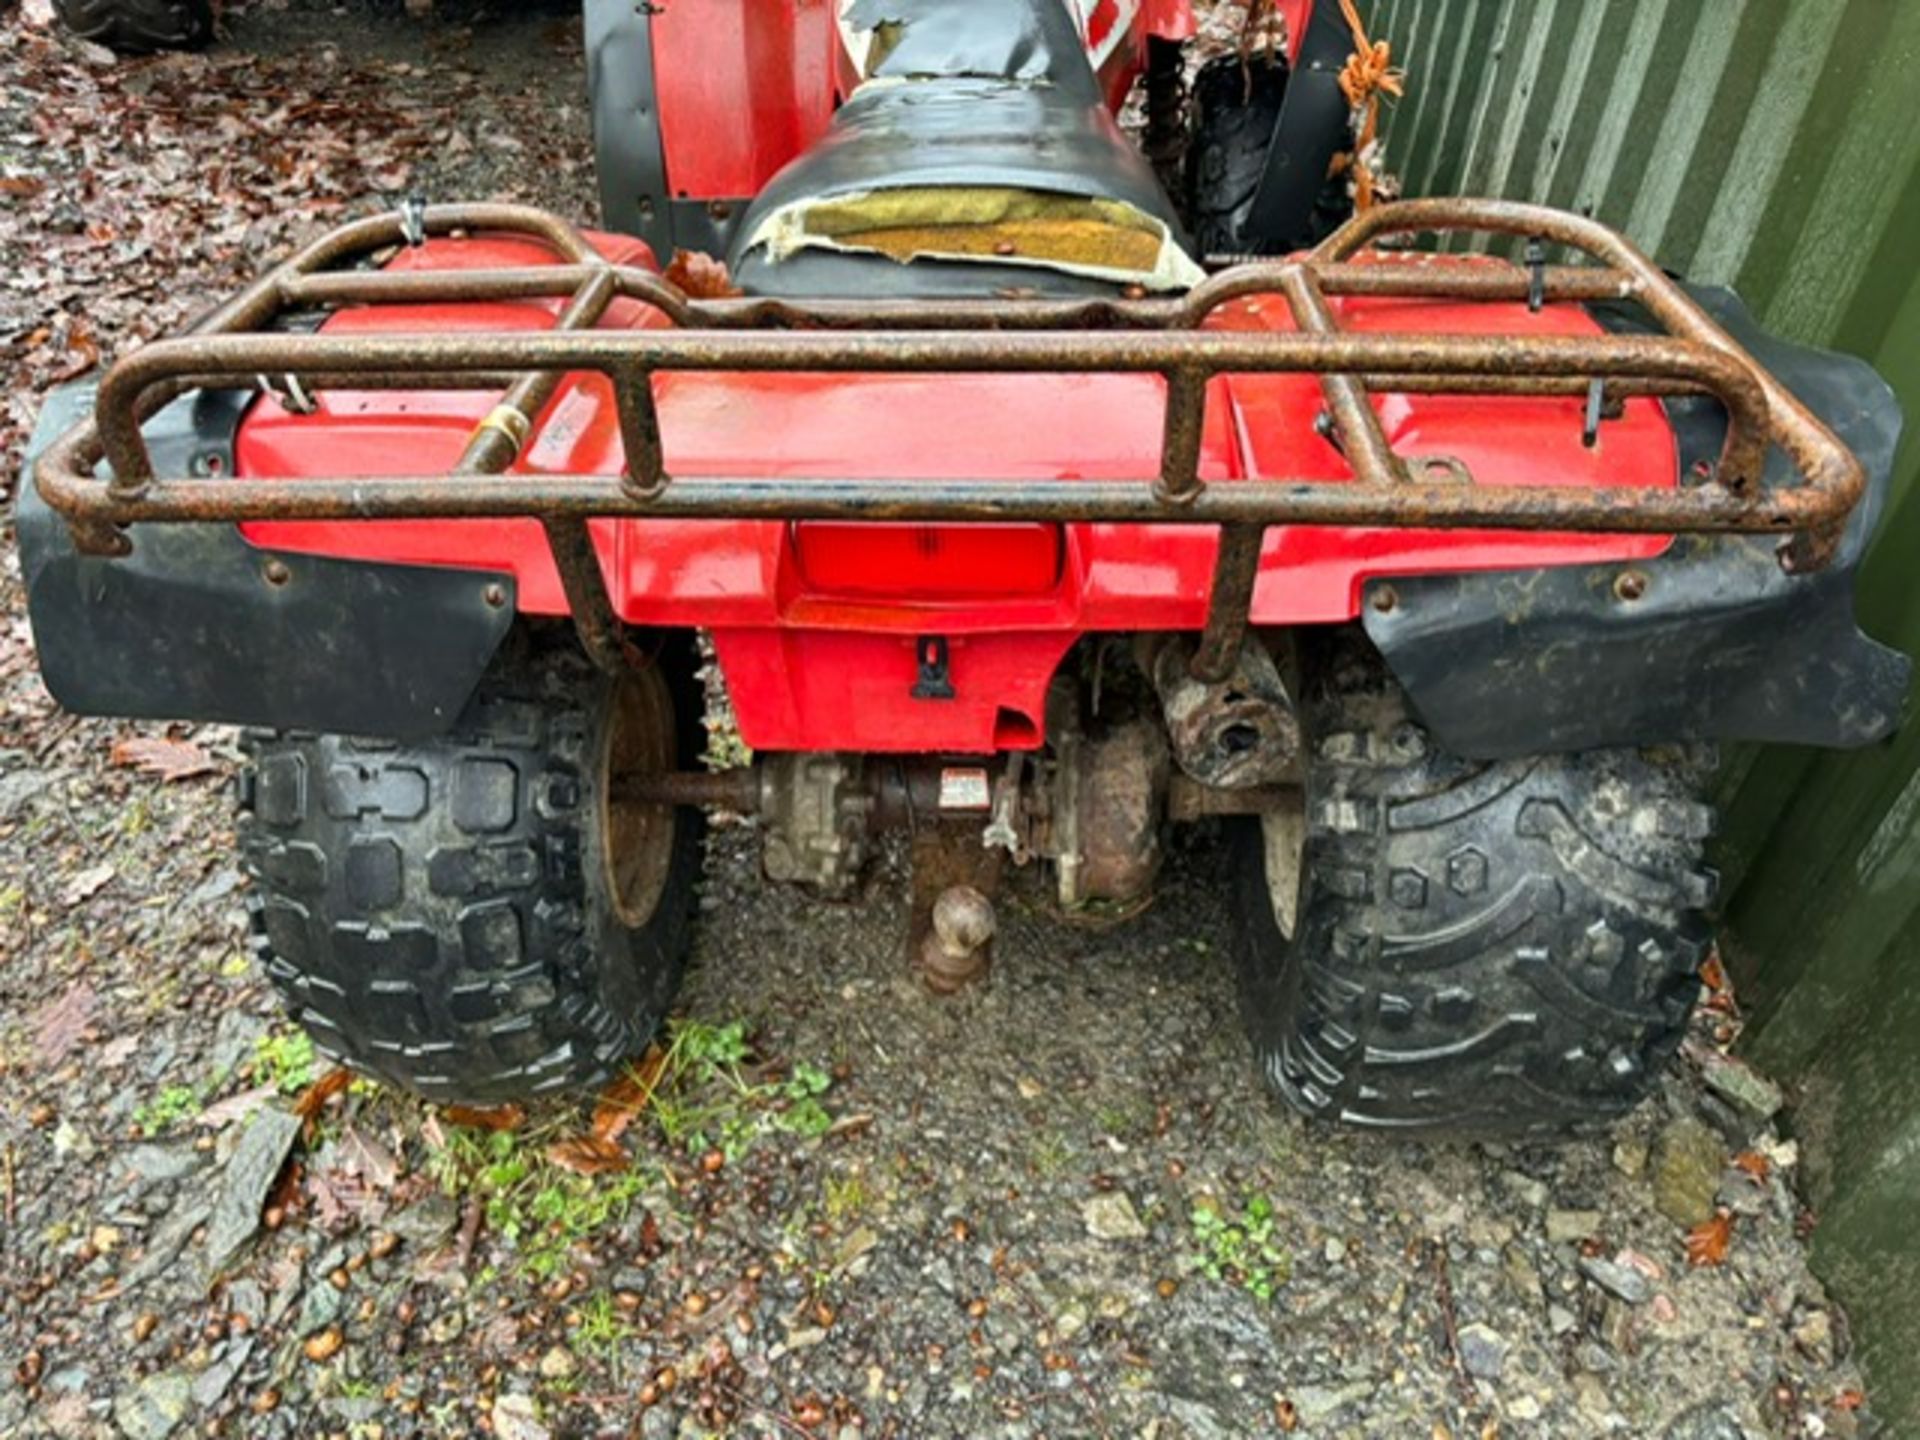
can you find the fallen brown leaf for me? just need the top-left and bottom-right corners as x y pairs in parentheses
(591, 1045), (667, 1146)
(664, 249), (742, 299)
(442, 1102), (526, 1132)
(1684, 1209), (1735, 1267)
(336, 1126), (399, 1189)
(307, 1167), (384, 1231)
(32, 982), (97, 1068)
(537, 1047), (671, 1177)
(545, 1134), (630, 1177)
(293, 1067), (353, 1127)
(1699, 952), (1738, 1014)
(110, 735), (217, 782)
(1732, 1150), (1771, 1182)
(51, 328), (100, 382)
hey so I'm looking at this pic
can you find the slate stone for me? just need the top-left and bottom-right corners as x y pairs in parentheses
(1699, 1055), (1784, 1125)
(1081, 1192), (1148, 1241)
(1457, 1323), (1508, 1381)
(190, 1336), (254, 1410)
(1652, 1117), (1725, 1228)
(121, 1143), (206, 1193)
(202, 1109), (302, 1279)
(112, 1371), (192, 1440)
(1580, 1256), (1654, 1305)
(125, 1199), (213, 1290)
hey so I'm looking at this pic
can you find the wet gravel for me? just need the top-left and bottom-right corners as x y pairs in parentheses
(0, 4), (1885, 1436)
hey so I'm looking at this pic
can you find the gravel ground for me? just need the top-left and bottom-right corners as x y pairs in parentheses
(0, 5), (1884, 1437)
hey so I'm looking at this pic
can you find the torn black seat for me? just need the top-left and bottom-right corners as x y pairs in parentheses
(727, 0), (1201, 300)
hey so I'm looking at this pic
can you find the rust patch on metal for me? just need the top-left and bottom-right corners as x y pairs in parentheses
(1166, 777), (1298, 822)
(1063, 719), (1171, 914)
(1150, 635), (1301, 789)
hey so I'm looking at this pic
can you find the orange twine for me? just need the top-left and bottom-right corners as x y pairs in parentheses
(1334, 0), (1404, 211)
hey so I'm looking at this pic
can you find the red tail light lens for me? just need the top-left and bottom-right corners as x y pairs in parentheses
(793, 523), (1063, 599)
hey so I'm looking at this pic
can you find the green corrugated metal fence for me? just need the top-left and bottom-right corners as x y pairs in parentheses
(1370, 0), (1920, 1425)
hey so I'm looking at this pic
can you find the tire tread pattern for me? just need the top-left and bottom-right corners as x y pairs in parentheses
(1235, 641), (1717, 1137)
(237, 630), (702, 1104)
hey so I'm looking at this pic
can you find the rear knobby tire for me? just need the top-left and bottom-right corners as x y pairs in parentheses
(238, 627), (704, 1104)
(52, 0), (213, 52)
(1233, 640), (1718, 1137)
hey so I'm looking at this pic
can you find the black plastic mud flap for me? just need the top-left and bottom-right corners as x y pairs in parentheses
(1362, 287), (1911, 758)
(15, 385), (516, 740)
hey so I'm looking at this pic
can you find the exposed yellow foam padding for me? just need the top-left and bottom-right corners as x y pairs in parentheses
(748, 183), (1206, 290)
(800, 187), (1166, 274)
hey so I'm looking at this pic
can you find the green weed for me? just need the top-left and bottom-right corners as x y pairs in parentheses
(133, 1084), (201, 1136)
(1028, 1133), (1071, 1179)
(429, 1125), (653, 1283)
(822, 1169), (872, 1225)
(704, 724), (754, 774)
(118, 794), (153, 837)
(425, 1018), (836, 1284)
(648, 1021), (835, 1161)
(522, 1172), (649, 1279)
(252, 1028), (318, 1094)
(1191, 1193), (1293, 1302)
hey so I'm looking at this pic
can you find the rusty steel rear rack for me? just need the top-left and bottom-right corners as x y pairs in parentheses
(35, 196), (1866, 680)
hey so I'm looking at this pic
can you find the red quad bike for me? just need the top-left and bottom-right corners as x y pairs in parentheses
(19, 0), (1910, 1136)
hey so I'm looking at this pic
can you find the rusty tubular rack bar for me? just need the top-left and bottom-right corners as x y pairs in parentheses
(34, 198), (1868, 677)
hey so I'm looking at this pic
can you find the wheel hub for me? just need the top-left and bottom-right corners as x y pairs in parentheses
(601, 667), (679, 928)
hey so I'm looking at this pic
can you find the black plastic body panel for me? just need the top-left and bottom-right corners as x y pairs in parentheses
(16, 385), (516, 740)
(1362, 287), (1910, 758)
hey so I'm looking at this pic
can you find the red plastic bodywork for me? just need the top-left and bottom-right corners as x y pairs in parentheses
(237, 232), (1676, 754)
(651, 3), (839, 203)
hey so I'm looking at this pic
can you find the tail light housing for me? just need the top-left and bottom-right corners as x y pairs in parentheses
(793, 522), (1064, 600)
